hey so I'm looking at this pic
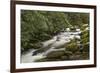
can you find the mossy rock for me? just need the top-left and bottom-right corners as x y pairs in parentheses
(69, 55), (81, 60)
(46, 50), (65, 58)
(65, 51), (73, 55)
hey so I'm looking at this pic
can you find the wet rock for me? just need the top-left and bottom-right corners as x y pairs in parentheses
(32, 50), (39, 56)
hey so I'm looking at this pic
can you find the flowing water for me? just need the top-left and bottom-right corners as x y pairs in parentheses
(21, 31), (81, 63)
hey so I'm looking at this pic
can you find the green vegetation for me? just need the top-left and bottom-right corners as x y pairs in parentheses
(65, 38), (79, 53)
(21, 10), (89, 56)
(81, 24), (89, 52)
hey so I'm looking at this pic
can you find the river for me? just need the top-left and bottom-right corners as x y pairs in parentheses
(21, 31), (81, 63)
